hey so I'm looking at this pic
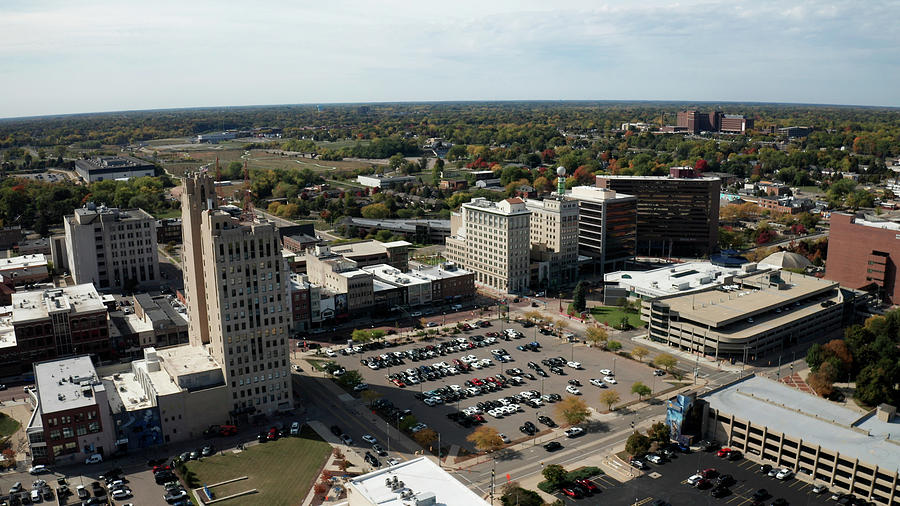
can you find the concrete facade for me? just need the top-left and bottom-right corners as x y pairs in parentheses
(64, 204), (160, 290)
(568, 186), (637, 274)
(445, 197), (531, 294)
(524, 196), (579, 288)
(74, 156), (155, 183)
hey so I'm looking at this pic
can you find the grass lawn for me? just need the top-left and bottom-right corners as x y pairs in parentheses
(152, 208), (183, 219)
(184, 430), (331, 506)
(0, 413), (20, 438)
(590, 306), (645, 329)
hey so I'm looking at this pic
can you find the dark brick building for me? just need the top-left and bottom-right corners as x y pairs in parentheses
(825, 212), (900, 303)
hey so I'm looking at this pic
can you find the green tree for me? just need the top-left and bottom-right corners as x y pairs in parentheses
(855, 361), (898, 406)
(646, 421), (670, 443)
(351, 329), (372, 343)
(541, 464), (567, 488)
(361, 203), (391, 219)
(399, 415), (418, 432)
(607, 341), (622, 352)
(500, 483), (543, 506)
(337, 370), (363, 389)
(625, 432), (651, 457)
(631, 382), (651, 400)
(806, 343), (825, 372)
(655, 353), (678, 372)
(572, 281), (587, 312)
(585, 327), (608, 348)
(632, 345), (649, 362)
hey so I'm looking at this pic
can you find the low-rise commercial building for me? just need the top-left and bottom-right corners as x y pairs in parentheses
(328, 240), (411, 271)
(604, 261), (744, 305)
(289, 274), (311, 332)
(305, 245), (374, 316)
(75, 156), (155, 183)
(27, 356), (117, 465)
(645, 268), (844, 360)
(108, 293), (188, 360)
(156, 218), (182, 244)
(356, 174), (417, 189)
(363, 264), (432, 307)
(695, 375), (900, 506)
(414, 263), (475, 303)
(0, 254), (49, 286)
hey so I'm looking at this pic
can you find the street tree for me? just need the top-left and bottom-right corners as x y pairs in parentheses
(351, 329), (372, 343)
(632, 346), (649, 362)
(554, 319), (569, 336)
(625, 432), (651, 457)
(541, 464), (567, 488)
(337, 370), (364, 389)
(361, 389), (381, 406)
(646, 421), (670, 443)
(654, 353), (678, 372)
(501, 482), (543, 506)
(599, 390), (620, 411)
(572, 281), (587, 312)
(466, 426), (504, 452)
(554, 396), (591, 425)
(523, 310), (543, 322)
(631, 382), (652, 400)
(585, 327), (608, 348)
(413, 428), (438, 449)
(607, 340), (622, 352)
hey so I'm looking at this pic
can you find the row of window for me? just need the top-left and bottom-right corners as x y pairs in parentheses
(48, 422), (101, 440)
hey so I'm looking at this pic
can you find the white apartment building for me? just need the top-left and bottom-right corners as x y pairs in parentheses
(181, 173), (293, 419)
(63, 204), (159, 290)
(524, 196), (579, 287)
(445, 197), (531, 294)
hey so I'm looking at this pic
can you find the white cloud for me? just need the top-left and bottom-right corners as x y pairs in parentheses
(0, 0), (897, 116)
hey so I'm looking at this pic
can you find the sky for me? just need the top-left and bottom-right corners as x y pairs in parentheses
(1, 0), (899, 118)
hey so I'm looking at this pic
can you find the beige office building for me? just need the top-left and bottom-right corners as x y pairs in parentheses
(445, 197), (531, 294)
(181, 173), (293, 418)
(304, 245), (374, 314)
(524, 196), (579, 287)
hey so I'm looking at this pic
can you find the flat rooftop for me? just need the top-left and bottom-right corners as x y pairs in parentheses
(330, 240), (391, 257)
(156, 345), (221, 378)
(364, 264), (430, 287)
(347, 457), (488, 506)
(597, 174), (721, 182)
(605, 261), (745, 298)
(0, 254), (48, 271)
(412, 263), (472, 280)
(569, 186), (635, 202)
(103, 370), (152, 411)
(704, 375), (900, 473)
(35, 356), (104, 414)
(854, 217), (900, 231)
(661, 270), (839, 327)
(12, 284), (106, 324)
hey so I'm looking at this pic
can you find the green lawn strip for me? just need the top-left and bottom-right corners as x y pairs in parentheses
(184, 435), (331, 506)
(590, 306), (644, 328)
(0, 413), (21, 437)
(537, 466), (603, 493)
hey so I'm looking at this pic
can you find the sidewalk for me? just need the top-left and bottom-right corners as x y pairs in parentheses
(629, 334), (745, 374)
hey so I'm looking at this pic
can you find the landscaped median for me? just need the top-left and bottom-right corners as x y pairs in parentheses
(179, 425), (332, 506)
(536, 465), (603, 494)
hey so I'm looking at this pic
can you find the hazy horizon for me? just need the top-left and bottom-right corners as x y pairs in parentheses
(3, 0), (899, 118)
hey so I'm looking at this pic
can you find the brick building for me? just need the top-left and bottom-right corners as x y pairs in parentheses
(826, 212), (900, 303)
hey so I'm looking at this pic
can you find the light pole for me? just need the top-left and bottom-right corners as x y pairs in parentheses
(613, 356), (617, 376)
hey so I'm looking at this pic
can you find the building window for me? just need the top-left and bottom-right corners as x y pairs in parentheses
(62, 427), (74, 438)
(88, 422), (100, 433)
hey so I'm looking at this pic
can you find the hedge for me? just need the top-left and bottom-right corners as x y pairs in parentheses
(537, 466), (603, 493)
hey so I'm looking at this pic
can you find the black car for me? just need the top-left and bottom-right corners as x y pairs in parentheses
(771, 499), (788, 506)
(537, 416), (556, 427)
(759, 464), (773, 474)
(727, 450), (743, 460)
(543, 441), (562, 451)
(710, 486), (730, 498)
(330, 425), (342, 437)
(716, 474), (734, 487)
(257, 432), (267, 443)
(752, 489), (769, 500)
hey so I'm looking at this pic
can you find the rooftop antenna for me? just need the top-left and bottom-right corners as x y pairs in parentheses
(240, 160), (255, 222)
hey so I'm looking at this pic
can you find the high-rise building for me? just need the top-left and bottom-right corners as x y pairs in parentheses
(568, 186), (637, 274)
(720, 114), (754, 133)
(181, 172), (293, 418)
(445, 197), (531, 294)
(676, 110), (753, 134)
(524, 196), (579, 288)
(64, 204), (160, 290)
(596, 169), (720, 257)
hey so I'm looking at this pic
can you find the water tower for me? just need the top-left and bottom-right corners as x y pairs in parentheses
(556, 166), (566, 196)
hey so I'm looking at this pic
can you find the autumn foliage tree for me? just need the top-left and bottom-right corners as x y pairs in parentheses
(467, 426), (504, 452)
(554, 396), (591, 425)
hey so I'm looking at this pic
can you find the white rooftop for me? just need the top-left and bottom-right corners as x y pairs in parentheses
(363, 264), (431, 288)
(12, 284), (106, 324)
(35, 356), (105, 414)
(854, 218), (900, 231)
(568, 185), (635, 202)
(704, 375), (900, 474)
(346, 457), (488, 506)
(605, 261), (745, 299)
(413, 263), (473, 280)
(0, 254), (48, 271)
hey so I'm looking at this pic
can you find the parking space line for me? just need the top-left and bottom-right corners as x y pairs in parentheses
(634, 497), (653, 505)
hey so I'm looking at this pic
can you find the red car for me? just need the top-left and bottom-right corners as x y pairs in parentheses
(700, 468), (718, 479)
(471, 414), (485, 423)
(219, 425), (237, 436)
(152, 465), (171, 474)
(486, 376), (499, 384)
(485, 332), (499, 337)
(561, 487), (583, 499)
(462, 323), (472, 331)
(716, 448), (732, 457)
(471, 378), (484, 386)
(267, 428), (278, 440)
(391, 379), (406, 387)
(574, 478), (598, 493)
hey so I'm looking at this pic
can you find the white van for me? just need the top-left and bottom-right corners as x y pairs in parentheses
(84, 454), (103, 465)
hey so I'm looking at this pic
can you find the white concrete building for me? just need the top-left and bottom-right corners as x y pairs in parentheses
(64, 204), (159, 290)
(445, 197), (531, 294)
(524, 196), (579, 287)
(342, 457), (488, 506)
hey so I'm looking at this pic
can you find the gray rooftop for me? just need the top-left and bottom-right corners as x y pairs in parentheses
(703, 375), (900, 473)
(35, 356), (105, 414)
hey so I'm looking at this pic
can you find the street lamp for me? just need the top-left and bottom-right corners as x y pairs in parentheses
(613, 356), (617, 376)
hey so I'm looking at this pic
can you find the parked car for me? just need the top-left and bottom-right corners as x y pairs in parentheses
(28, 465), (48, 475)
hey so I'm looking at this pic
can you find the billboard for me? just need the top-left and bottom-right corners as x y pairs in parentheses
(666, 393), (694, 444)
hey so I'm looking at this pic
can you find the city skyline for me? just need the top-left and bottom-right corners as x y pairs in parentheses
(2, 0), (899, 118)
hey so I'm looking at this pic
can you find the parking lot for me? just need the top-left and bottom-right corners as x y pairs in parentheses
(593, 448), (835, 505)
(320, 318), (665, 451)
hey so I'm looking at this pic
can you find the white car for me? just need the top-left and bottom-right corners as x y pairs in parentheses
(488, 409), (502, 418)
(589, 378), (606, 387)
(427, 322), (439, 327)
(687, 473), (703, 485)
(600, 369), (613, 376)
(564, 427), (584, 438)
(775, 468), (794, 480)
(362, 434), (378, 445)
(112, 489), (132, 499)
(565, 385), (581, 395)
(324, 348), (337, 357)
(498, 433), (511, 444)
(449, 384), (461, 392)
(410, 423), (428, 433)
(567, 361), (581, 369)
(353, 383), (369, 391)
(387, 458), (401, 466)
(604, 376), (617, 384)
(645, 454), (663, 464)
(28, 465), (48, 475)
